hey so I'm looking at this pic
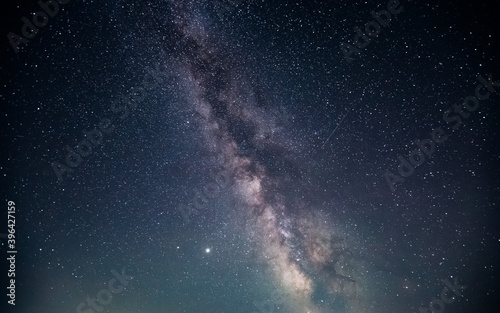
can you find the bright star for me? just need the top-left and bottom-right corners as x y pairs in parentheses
(205, 248), (211, 253)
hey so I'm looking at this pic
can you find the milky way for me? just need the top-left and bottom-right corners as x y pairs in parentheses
(163, 2), (373, 312)
(3, 1), (499, 313)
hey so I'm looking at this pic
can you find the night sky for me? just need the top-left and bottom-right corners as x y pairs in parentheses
(1, 0), (499, 313)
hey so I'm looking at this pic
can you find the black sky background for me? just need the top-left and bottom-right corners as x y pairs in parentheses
(1, 1), (499, 313)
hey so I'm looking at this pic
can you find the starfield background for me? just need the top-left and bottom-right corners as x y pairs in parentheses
(0, 1), (499, 313)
